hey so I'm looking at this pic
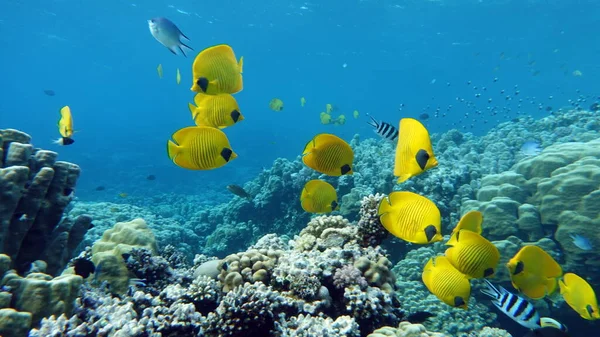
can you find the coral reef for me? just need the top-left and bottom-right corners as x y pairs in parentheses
(0, 254), (83, 334)
(367, 322), (447, 337)
(0, 129), (92, 275)
(91, 218), (158, 294)
(462, 138), (600, 281)
(29, 211), (415, 337)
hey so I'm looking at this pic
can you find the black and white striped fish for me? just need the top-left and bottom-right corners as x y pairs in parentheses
(366, 114), (398, 142)
(481, 280), (567, 331)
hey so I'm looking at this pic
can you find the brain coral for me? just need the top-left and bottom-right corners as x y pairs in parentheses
(462, 138), (600, 281)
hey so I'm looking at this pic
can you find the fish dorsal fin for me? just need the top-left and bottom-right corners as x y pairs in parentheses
(432, 255), (454, 270)
(313, 133), (344, 149)
(171, 126), (200, 146)
(452, 210), (483, 236)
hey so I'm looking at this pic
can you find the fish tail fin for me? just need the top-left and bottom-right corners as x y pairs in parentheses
(366, 113), (379, 128)
(181, 41), (193, 50)
(178, 46), (187, 57)
(167, 140), (180, 161)
(180, 31), (191, 41)
(480, 279), (501, 300)
(238, 56), (244, 73)
(167, 46), (177, 55)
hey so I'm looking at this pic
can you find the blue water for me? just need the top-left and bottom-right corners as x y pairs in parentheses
(1, 0), (598, 200)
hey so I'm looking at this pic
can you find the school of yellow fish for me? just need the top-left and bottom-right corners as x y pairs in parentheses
(416, 209), (599, 321)
(145, 42), (600, 322)
(53, 47), (598, 321)
(164, 44), (244, 170)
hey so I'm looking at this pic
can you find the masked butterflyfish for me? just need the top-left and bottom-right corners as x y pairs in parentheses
(54, 105), (75, 146)
(422, 256), (471, 309)
(445, 229), (500, 279)
(188, 93), (243, 129)
(320, 112), (332, 124)
(176, 68), (181, 84)
(559, 273), (600, 320)
(191, 44), (243, 95)
(377, 191), (442, 244)
(394, 118), (438, 183)
(148, 17), (192, 57)
(302, 133), (353, 176)
(300, 97), (306, 107)
(166, 126), (237, 170)
(157, 64), (163, 78)
(269, 98), (284, 111)
(333, 114), (346, 125)
(300, 179), (339, 214)
(507, 245), (563, 299)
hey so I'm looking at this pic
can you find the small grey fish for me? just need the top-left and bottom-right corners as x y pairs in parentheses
(148, 17), (192, 57)
(227, 184), (252, 200)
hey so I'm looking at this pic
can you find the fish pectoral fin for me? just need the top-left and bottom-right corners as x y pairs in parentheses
(396, 174), (411, 183)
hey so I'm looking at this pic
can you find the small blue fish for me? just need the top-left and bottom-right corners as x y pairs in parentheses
(570, 234), (592, 251)
(520, 141), (542, 156)
(148, 17), (192, 57)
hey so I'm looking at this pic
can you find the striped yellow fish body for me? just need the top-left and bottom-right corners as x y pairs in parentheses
(166, 126), (237, 170)
(191, 44), (243, 95)
(188, 93), (243, 129)
(559, 273), (600, 320)
(377, 191), (442, 244)
(394, 118), (438, 183)
(445, 229), (500, 278)
(58, 105), (74, 138)
(422, 256), (471, 309)
(507, 245), (563, 299)
(302, 133), (353, 176)
(300, 179), (339, 214)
